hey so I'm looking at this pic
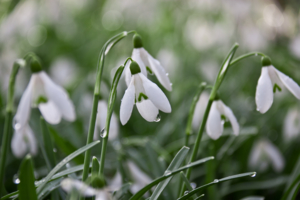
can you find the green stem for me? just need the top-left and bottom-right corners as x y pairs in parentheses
(98, 65), (125, 178)
(0, 61), (21, 197)
(81, 31), (135, 183)
(230, 52), (265, 66)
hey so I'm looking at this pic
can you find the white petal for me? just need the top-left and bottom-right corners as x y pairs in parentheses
(11, 130), (27, 158)
(274, 66), (300, 99)
(248, 142), (262, 170)
(283, 108), (300, 141)
(147, 53), (172, 91)
(25, 125), (38, 156)
(120, 79), (135, 125)
(127, 161), (152, 185)
(255, 67), (273, 113)
(124, 61), (132, 86)
(14, 76), (34, 128)
(61, 178), (99, 197)
(206, 102), (223, 140)
(136, 100), (159, 122)
(39, 101), (62, 124)
(217, 100), (239, 136)
(109, 172), (122, 191)
(139, 74), (171, 113)
(264, 140), (285, 172)
(40, 72), (76, 122)
(109, 113), (119, 140)
(192, 92), (209, 130)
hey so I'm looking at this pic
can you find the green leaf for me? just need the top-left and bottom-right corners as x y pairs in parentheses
(18, 155), (38, 200)
(36, 140), (100, 197)
(150, 146), (189, 200)
(129, 156), (214, 200)
(92, 156), (100, 176)
(177, 172), (256, 200)
(180, 172), (193, 191)
(40, 117), (56, 169)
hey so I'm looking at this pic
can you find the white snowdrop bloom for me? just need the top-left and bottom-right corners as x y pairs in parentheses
(14, 59), (76, 128)
(192, 92), (210, 130)
(206, 100), (239, 140)
(127, 161), (152, 194)
(11, 125), (37, 158)
(256, 57), (300, 114)
(283, 108), (300, 142)
(249, 139), (285, 173)
(61, 178), (111, 200)
(124, 34), (172, 91)
(94, 100), (119, 140)
(241, 196), (265, 200)
(120, 61), (171, 125)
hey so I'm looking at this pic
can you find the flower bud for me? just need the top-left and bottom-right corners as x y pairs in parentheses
(261, 56), (272, 67)
(130, 61), (141, 75)
(133, 34), (143, 48)
(30, 58), (42, 73)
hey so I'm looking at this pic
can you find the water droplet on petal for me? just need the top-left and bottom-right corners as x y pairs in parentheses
(251, 172), (256, 177)
(221, 120), (225, 125)
(154, 114), (161, 122)
(13, 118), (21, 130)
(13, 174), (20, 184)
(166, 73), (169, 76)
(213, 179), (219, 183)
(164, 170), (171, 176)
(256, 108), (260, 112)
(170, 83), (173, 86)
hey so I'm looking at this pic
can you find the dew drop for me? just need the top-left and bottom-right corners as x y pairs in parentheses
(166, 73), (169, 76)
(170, 83), (173, 86)
(221, 119), (225, 125)
(12, 118), (21, 130)
(100, 128), (107, 138)
(191, 182), (196, 189)
(164, 170), (171, 176)
(184, 191), (189, 195)
(154, 114), (161, 122)
(251, 172), (256, 177)
(255, 53), (258, 56)
(53, 148), (57, 153)
(256, 108), (260, 112)
(13, 174), (20, 184)
(213, 179), (219, 183)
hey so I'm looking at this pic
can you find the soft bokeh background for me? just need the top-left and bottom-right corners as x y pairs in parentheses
(1, 0), (300, 199)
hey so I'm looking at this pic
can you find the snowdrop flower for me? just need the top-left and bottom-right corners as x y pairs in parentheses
(14, 58), (76, 127)
(256, 56), (300, 113)
(249, 139), (284, 173)
(283, 108), (300, 142)
(61, 178), (111, 200)
(125, 34), (172, 91)
(206, 100), (239, 140)
(94, 100), (119, 140)
(192, 92), (209, 130)
(11, 125), (37, 158)
(120, 61), (171, 125)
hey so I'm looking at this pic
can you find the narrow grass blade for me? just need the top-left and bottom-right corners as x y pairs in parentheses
(150, 146), (189, 200)
(178, 172), (256, 200)
(36, 140), (100, 196)
(195, 194), (205, 199)
(129, 156), (214, 200)
(18, 155), (38, 200)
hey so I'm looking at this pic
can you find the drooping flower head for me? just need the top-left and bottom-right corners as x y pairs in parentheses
(12, 57), (76, 157)
(255, 56), (300, 113)
(206, 99), (239, 140)
(120, 61), (171, 125)
(125, 34), (172, 91)
(249, 139), (285, 173)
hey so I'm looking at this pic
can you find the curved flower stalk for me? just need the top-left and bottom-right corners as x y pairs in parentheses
(125, 34), (172, 91)
(256, 56), (300, 113)
(61, 178), (111, 200)
(249, 139), (285, 173)
(11, 58), (75, 158)
(94, 100), (119, 140)
(120, 61), (171, 125)
(283, 108), (300, 142)
(206, 100), (239, 140)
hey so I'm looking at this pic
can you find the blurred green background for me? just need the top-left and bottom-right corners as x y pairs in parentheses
(1, 0), (300, 199)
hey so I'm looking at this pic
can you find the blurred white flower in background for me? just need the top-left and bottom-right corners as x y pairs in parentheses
(256, 65), (300, 114)
(94, 100), (119, 140)
(206, 100), (239, 140)
(121, 61), (171, 125)
(283, 108), (300, 142)
(241, 196), (265, 200)
(61, 178), (111, 200)
(289, 35), (300, 59)
(11, 125), (37, 158)
(192, 92), (209, 131)
(249, 139), (285, 172)
(50, 57), (79, 87)
(127, 161), (152, 194)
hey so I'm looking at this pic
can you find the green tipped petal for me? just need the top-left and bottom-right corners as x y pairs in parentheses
(130, 61), (141, 75)
(30, 58), (42, 73)
(133, 34), (143, 48)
